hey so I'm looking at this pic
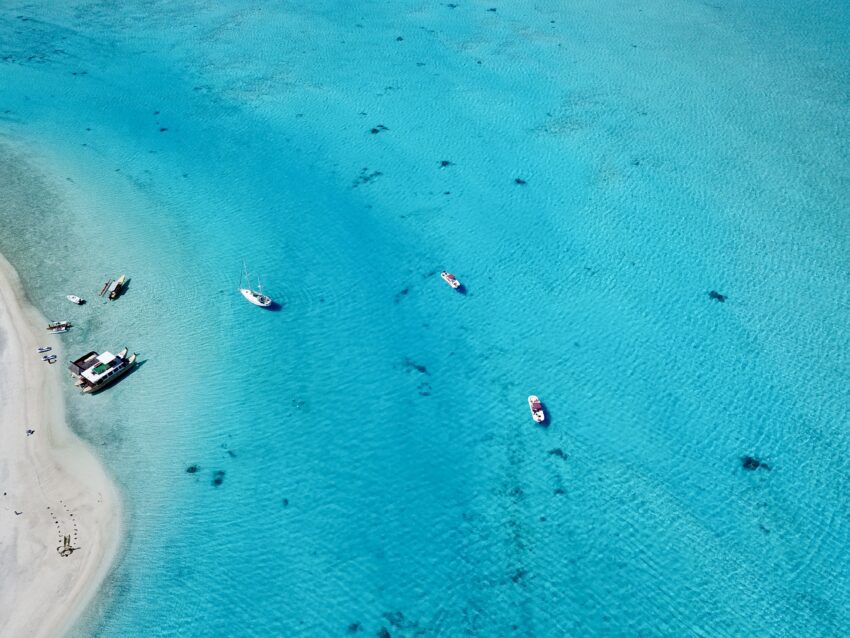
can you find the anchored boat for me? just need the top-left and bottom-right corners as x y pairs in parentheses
(108, 275), (126, 300)
(68, 347), (137, 393)
(47, 321), (71, 334)
(440, 271), (461, 289)
(239, 262), (272, 308)
(528, 395), (546, 424)
(66, 294), (85, 305)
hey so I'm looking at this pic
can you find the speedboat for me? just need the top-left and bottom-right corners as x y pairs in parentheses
(37, 346), (52, 353)
(66, 294), (85, 305)
(47, 321), (71, 334)
(528, 395), (545, 423)
(108, 275), (126, 300)
(440, 271), (461, 289)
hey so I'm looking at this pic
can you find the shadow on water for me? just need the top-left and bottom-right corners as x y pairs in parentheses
(455, 284), (467, 295)
(266, 300), (285, 312)
(116, 277), (131, 298)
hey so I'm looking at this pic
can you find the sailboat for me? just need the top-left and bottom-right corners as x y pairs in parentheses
(239, 261), (272, 308)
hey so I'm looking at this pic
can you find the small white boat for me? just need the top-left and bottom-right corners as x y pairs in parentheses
(528, 395), (546, 424)
(239, 262), (272, 308)
(37, 346), (52, 353)
(440, 271), (461, 289)
(66, 294), (85, 305)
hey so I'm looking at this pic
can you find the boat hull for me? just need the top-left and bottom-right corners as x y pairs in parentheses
(528, 395), (546, 423)
(240, 288), (272, 307)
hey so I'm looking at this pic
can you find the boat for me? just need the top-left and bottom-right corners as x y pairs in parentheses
(239, 262), (272, 308)
(528, 395), (545, 423)
(99, 279), (112, 297)
(66, 294), (85, 305)
(37, 346), (52, 353)
(108, 275), (126, 300)
(68, 347), (137, 394)
(440, 271), (461, 289)
(47, 321), (71, 334)
(42, 354), (57, 362)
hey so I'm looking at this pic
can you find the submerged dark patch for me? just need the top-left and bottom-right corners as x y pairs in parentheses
(212, 470), (225, 486)
(514, 177), (527, 185)
(439, 160), (453, 167)
(709, 290), (726, 302)
(383, 611), (405, 627)
(282, 498), (289, 507)
(353, 168), (383, 188)
(511, 568), (527, 583)
(548, 448), (567, 460)
(185, 464), (199, 474)
(377, 628), (391, 638)
(402, 358), (428, 374)
(227, 450), (236, 458)
(347, 622), (362, 633)
(741, 456), (770, 471)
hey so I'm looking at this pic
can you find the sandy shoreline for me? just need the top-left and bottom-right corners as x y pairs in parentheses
(0, 252), (122, 637)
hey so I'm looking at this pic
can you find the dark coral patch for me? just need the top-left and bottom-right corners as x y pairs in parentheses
(514, 177), (526, 185)
(377, 628), (391, 638)
(402, 358), (428, 374)
(185, 464), (199, 474)
(159, 127), (168, 132)
(741, 456), (770, 471)
(347, 622), (362, 633)
(709, 290), (726, 302)
(212, 470), (225, 486)
(439, 160), (453, 167)
(510, 568), (527, 583)
(548, 448), (567, 460)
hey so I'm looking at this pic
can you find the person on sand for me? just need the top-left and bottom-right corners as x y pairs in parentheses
(26, 429), (34, 436)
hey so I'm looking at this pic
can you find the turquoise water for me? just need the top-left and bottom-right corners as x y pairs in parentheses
(1, 1), (849, 635)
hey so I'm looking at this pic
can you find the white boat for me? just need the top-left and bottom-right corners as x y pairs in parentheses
(47, 321), (71, 334)
(239, 262), (272, 308)
(440, 271), (461, 289)
(528, 395), (545, 423)
(37, 346), (52, 353)
(68, 347), (137, 393)
(66, 294), (85, 305)
(108, 275), (126, 300)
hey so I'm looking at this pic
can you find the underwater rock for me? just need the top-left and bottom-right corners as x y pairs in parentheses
(514, 177), (526, 185)
(709, 290), (726, 302)
(159, 127), (168, 132)
(548, 448), (567, 459)
(396, 36), (404, 41)
(511, 568), (527, 583)
(185, 464), (199, 474)
(212, 470), (225, 486)
(377, 628), (391, 638)
(402, 358), (428, 374)
(439, 160), (453, 167)
(347, 622), (362, 633)
(553, 487), (565, 495)
(282, 498), (289, 507)
(509, 486), (524, 499)
(741, 456), (770, 471)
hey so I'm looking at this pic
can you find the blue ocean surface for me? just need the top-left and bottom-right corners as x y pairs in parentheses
(0, 1), (848, 635)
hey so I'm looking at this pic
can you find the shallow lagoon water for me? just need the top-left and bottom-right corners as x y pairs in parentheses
(0, 1), (848, 635)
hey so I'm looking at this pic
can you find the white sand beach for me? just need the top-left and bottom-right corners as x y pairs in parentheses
(0, 252), (121, 637)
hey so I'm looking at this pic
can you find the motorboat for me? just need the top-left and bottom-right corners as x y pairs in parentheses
(47, 321), (71, 334)
(68, 347), (137, 393)
(66, 294), (85, 305)
(37, 346), (52, 353)
(108, 275), (126, 300)
(239, 262), (272, 308)
(440, 271), (461, 289)
(528, 395), (545, 424)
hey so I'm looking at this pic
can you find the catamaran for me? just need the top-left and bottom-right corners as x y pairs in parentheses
(68, 347), (137, 393)
(239, 262), (272, 308)
(47, 321), (71, 334)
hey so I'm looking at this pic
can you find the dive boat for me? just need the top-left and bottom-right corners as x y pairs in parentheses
(47, 321), (71, 334)
(68, 347), (137, 394)
(528, 395), (546, 424)
(239, 262), (272, 308)
(440, 271), (461, 289)
(108, 275), (126, 300)
(66, 294), (85, 305)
